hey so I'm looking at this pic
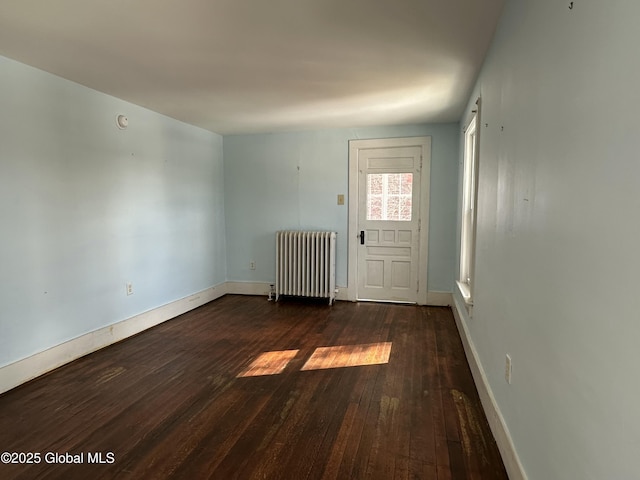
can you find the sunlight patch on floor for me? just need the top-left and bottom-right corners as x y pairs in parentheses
(237, 349), (299, 377)
(300, 342), (392, 371)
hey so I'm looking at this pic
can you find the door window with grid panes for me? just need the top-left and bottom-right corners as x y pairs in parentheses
(366, 173), (413, 221)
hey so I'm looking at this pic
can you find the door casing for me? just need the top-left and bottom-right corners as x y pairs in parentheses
(347, 136), (431, 304)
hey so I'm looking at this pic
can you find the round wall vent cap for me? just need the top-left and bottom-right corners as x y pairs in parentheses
(116, 114), (128, 129)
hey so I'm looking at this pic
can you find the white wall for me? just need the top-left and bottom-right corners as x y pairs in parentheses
(223, 124), (459, 293)
(455, 1), (640, 479)
(0, 56), (226, 368)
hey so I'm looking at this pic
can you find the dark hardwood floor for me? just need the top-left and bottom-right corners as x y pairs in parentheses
(0, 295), (508, 480)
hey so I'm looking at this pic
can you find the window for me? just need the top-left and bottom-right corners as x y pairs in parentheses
(459, 102), (480, 305)
(366, 173), (413, 221)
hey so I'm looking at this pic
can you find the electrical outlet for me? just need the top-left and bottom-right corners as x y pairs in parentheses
(505, 354), (512, 384)
(250, 261), (256, 270)
(126, 282), (133, 296)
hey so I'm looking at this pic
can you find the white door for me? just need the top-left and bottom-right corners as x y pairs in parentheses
(355, 144), (423, 302)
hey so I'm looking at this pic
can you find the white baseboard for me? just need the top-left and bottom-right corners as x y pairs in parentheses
(275, 286), (451, 305)
(0, 283), (228, 396)
(451, 294), (528, 480)
(335, 288), (349, 302)
(225, 281), (272, 296)
(225, 281), (351, 302)
(425, 291), (452, 306)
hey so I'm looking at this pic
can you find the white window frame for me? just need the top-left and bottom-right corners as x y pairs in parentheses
(458, 99), (481, 306)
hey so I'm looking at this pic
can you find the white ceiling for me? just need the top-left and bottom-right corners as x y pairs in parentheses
(0, 0), (505, 135)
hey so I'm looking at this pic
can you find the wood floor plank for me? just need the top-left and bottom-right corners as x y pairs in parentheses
(319, 400), (359, 480)
(0, 296), (508, 480)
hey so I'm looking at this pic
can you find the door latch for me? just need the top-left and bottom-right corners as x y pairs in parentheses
(359, 230), (365, 245)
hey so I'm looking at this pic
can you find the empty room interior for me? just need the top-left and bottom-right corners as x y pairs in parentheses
(1, 1), (639, 479)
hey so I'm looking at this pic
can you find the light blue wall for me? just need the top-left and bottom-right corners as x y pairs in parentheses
(223, 124), (459, 292)
(0, 56), (226, 367)
(455, 1), (640, 479)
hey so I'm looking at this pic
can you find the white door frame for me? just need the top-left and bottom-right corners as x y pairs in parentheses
(347, 136), (431, 304)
